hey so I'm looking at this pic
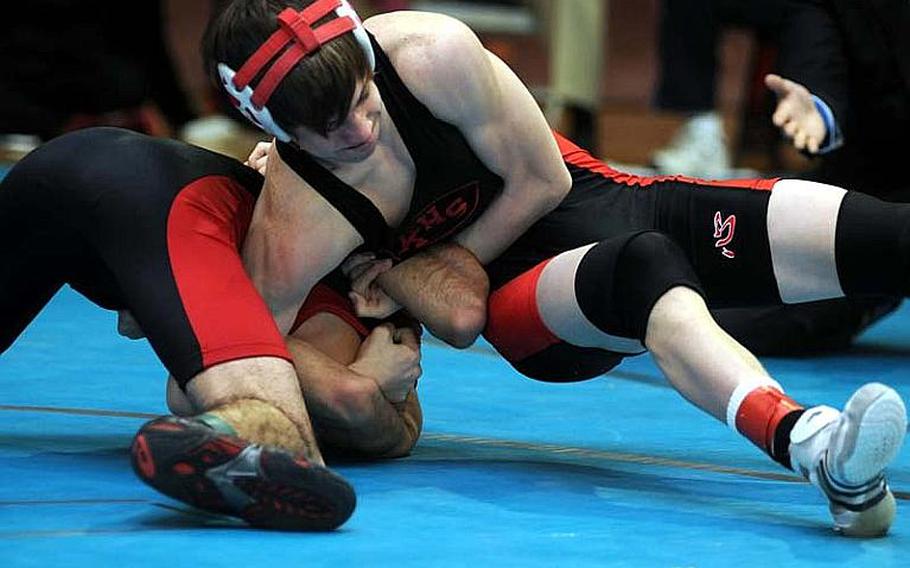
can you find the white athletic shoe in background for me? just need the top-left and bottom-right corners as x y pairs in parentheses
(651, 112), (732, 179)
(789, 383), (907, 537)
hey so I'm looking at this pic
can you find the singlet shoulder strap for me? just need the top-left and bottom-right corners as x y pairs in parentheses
(367, 31), (438, 161)
(275, 140), (389, 247)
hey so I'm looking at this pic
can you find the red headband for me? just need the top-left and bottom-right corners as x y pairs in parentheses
(232, 0), (358, 108)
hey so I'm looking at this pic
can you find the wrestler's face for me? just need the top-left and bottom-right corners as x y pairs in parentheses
(292, 78), (381, 163)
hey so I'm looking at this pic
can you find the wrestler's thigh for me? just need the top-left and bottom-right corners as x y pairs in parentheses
(651, 178), (778, 306)
(92, 180), (290, 384)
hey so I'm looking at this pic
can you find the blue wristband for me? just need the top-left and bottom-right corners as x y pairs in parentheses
(811, 95), (843, 153)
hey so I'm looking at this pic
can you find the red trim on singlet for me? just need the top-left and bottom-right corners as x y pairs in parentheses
(553, 131), (779, 191)
(167, 176), (292, 368)
(484, 259), (561, 362)
(289, 283), (370, 337)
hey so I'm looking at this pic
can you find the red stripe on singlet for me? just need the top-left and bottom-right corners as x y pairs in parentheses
(167, 176), (291, 368)
(553, 132), (778, 191)
(485, 259), (561, 361)
(290, 283), (370, 337)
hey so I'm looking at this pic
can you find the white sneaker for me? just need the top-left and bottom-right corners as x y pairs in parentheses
(789, 383), (907, 537)
(652, 112), (732, 178)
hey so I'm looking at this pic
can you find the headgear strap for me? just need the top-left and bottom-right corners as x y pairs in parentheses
(217, 0), (375, 141)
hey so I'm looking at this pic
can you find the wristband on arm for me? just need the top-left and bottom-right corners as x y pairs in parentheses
(811, 95), (844, 154)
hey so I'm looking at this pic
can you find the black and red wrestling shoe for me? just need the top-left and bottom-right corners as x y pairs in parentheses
(130, 415), (356, 531)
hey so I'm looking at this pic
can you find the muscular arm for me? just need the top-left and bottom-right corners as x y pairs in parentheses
(288, 313), (422, 458)
(377, 242), (489, 347)
(378, 14), (572, 265)
(449, 48), (572, 264)
(243, 145), (365, 333)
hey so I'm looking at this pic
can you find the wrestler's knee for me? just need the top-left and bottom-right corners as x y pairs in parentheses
(581, 230), (704, 340)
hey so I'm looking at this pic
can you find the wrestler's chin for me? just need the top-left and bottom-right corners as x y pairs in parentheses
(342, 136), (378, 162)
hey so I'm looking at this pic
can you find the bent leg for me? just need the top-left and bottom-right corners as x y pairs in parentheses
(0, 169), (68, 353)
(83, 174), (320, 455)
(644, 284), (906, 537)
(490, 228), (906, 536)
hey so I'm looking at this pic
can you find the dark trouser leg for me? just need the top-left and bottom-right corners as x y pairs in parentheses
(655, 0), (719, 112)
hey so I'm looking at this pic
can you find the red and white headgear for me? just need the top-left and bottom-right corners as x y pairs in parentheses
(217, 0), (375, 142)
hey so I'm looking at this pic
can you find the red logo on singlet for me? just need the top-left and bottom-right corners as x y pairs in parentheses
(713, 211), (736, 259)
(396, 182), (480, 256)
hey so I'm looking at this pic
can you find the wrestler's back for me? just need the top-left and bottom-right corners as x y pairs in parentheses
(1, 127), (262, 214)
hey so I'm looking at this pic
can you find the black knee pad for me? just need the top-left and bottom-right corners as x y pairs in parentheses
(576, 231), (705, 340)
(836, 191), (910, 297)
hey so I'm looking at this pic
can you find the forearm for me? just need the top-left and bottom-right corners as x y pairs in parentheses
(314, 388), (423, 459)
(377, 243), (489, 347)
(286, 336), (422, 458)
(454, 184), (565, 265)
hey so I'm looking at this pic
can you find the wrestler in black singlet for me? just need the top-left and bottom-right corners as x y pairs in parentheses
(274, 33), (504, 261)
(275, 34), (780, 295)
(0, 127), (292, 383)
(273, 34), (910, 380)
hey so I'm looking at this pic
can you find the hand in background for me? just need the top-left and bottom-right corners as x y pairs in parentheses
(765, 73), (828, 154)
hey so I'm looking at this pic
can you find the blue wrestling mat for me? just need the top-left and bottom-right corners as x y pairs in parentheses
(2, 287), (909, 567)
(0, 170), (908, 567)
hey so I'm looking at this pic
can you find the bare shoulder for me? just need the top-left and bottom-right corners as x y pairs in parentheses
(257, 145), (363, 259)
(364, 11), (493, 123)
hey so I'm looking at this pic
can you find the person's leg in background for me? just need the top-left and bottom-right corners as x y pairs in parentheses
(651, 0), (730, 177)
(540, 0), (607, 155)
(651, 0), (785, 178)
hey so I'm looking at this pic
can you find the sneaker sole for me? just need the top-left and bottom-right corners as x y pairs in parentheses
(131, 417), (356, 531)
(833, 383), (907, 485)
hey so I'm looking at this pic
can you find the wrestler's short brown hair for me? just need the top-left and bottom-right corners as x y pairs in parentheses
(203, 0), (372, 136)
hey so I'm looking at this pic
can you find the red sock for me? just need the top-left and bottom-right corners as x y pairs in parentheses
(727, 383), (805, 467)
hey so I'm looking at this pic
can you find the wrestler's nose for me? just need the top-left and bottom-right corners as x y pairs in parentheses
(348, 110), (374, 141)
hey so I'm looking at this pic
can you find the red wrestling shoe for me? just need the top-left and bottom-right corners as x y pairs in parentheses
(130, 416), (356, 531)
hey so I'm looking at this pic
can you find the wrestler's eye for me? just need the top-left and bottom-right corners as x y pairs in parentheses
(326, 83), (371, 133)
(355, 83), (371, 105)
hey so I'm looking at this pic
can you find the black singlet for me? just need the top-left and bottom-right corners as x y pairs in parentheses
(275, 32), (504, 260)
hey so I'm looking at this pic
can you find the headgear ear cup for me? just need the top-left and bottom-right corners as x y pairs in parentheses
(218, 0), (376, 141)
(218, 63), (293, 141)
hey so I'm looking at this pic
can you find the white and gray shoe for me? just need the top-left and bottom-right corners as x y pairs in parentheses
(789, 383), (907, 537)
(651, 112), (732, 179)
